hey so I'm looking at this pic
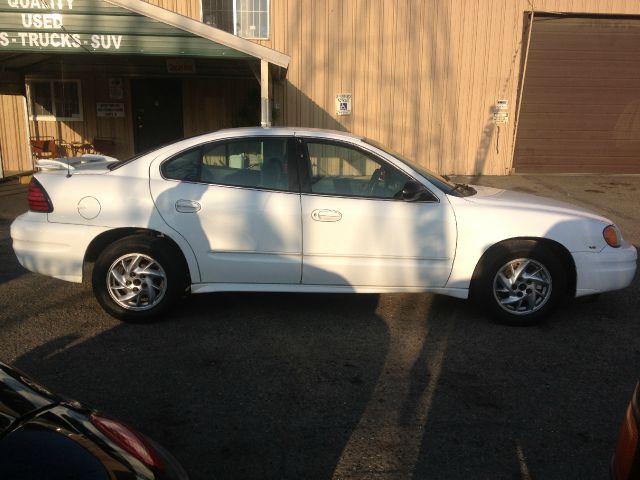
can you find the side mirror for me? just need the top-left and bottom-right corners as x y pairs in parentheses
(401, 180), (431, 202)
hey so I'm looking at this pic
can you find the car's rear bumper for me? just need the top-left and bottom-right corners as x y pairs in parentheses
(574, 241), (637, 296)
(10, 212), (108, 283)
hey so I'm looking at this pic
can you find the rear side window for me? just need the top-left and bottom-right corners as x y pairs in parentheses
(161, 138), (294, 191)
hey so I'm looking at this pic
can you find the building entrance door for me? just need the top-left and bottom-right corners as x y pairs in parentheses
(131, 79), (184, 153)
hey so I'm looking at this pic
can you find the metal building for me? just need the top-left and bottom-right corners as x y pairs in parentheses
(1, 0), (639, 178)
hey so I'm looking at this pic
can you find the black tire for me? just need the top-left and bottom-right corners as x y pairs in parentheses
(92, 235), (186, 322)
(471, 240), (567, 326)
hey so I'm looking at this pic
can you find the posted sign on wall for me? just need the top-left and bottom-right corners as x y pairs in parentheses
(336, 93), (352, 116)
(96, 102), (124, 118)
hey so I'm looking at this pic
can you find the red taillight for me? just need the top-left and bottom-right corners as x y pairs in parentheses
(27, 178), (53, 213)
(90, 413), (164, 470)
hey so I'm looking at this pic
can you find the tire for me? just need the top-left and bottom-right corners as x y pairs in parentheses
(472, 240), (567, 326)
(92, 235), (186, 322)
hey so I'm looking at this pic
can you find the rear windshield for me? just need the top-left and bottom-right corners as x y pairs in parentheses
(108, 151), (146, 170)
(108, 138), (192, 170)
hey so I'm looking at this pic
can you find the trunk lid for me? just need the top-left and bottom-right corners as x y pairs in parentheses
(36, 155), (119, 176)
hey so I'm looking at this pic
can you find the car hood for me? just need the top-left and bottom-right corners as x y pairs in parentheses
(0, 363), (62, 434)
(462, 185), (611, 223)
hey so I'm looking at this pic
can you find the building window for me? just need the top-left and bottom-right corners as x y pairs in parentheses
(26, 80), (83, 121)
(202, 0), (269, 39)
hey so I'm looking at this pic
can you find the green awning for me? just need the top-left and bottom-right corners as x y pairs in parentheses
(0, 0), (289, 66)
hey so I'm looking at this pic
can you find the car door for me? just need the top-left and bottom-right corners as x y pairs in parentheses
(149, 136), (302, 285)
(298, 138), (456, 288)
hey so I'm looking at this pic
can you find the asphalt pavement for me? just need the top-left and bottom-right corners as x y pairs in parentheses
(0, 174), (638, 479)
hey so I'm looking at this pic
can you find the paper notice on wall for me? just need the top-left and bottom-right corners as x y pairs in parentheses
(493, 99), (509, 124)
(108, 78), (123, 100)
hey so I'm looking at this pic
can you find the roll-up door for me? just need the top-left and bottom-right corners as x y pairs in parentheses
(514, 16), (640, 173)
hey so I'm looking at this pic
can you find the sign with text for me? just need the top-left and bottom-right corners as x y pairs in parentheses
(0, 1), (124, 52)
(166, 58), (196, 74)
(96, 102), (124, 118)
(0, 0), (254, 58)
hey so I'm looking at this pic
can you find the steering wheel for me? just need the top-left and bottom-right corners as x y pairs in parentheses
(366, 168), (383, 195)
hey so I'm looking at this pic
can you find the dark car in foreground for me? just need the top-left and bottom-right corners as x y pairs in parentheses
(612, 382), (640, 479)
(0, 362), (188, 480)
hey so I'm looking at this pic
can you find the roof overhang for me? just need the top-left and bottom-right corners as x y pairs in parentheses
(0, 0), (289, 68)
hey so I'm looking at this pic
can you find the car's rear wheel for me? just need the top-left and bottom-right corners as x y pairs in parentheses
(92, 235), (185, 322)
(473, 240), (567, 326)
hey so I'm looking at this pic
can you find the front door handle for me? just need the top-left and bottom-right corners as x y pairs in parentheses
(175, 199), (201, 213)
(311, 209), (342, 222)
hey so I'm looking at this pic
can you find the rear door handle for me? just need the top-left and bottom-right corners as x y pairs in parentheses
(175, 199), (201, 213)
(311, 209), (342, 222)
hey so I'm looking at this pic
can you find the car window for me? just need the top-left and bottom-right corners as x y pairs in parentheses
(363, 137), (458, 194)
(305, 141), (410, 199)
(162, 138), (292, 191)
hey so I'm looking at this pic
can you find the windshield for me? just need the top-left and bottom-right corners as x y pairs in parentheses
(363, 138), (458, 193)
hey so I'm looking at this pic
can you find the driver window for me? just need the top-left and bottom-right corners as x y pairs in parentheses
(306, 142), (409, 199)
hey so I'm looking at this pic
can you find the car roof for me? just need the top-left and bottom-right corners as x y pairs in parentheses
(109, 126), (368, 175)
(208, 126), (365, 142)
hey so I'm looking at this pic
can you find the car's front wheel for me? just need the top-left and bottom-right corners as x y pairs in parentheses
(473, 240), (567, 326)
(92, 235), (185, 322)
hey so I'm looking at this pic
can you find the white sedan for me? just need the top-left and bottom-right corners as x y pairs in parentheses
(11, 128), (637, 325)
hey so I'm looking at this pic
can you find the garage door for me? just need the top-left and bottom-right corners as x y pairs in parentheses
(514, 16), (640, 173)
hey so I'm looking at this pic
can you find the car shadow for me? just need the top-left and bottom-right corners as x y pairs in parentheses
(13, 292), (389, 480)
(8, 267), (640, 480)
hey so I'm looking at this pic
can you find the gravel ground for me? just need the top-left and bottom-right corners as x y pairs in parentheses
(0, 174), (638, 480)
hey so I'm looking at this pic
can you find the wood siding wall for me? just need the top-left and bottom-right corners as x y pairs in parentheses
(0, 95), (32, 175)
(27, 73), (134, 159)
(142, 0), (201, 19)
(183, 78), (260, 136)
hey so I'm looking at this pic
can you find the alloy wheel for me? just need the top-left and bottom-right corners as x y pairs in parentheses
(106, 253), (167, 311)
(492, 258), (552, 316)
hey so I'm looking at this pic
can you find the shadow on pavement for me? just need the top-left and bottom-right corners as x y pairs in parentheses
(9, 274), (640, 480)
(14, 292), (389, 480)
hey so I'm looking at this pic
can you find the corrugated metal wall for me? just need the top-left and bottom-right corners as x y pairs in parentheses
(249, 0), (640, 175)
(145, 0), (640, 174)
